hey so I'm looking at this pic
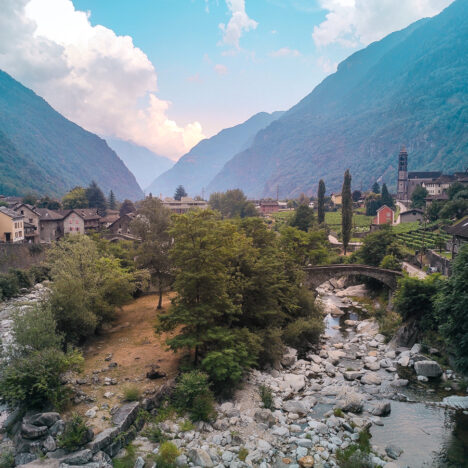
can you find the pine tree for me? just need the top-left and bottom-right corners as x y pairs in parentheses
(174, 185), (187, 201)
(85, 181), (107, 216)
(381, 183), (394, 208)
(341, 170), (353, 254)
(108, 190), (116, 210)
(372, 182), (380, 194)
(317, 179), (326, 224)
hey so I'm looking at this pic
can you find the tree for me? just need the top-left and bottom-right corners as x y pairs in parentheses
(62, 187), (88, 209)
(411, 185), (428, 209)
(354, 225), (400, 266)
(131, 197), (172, 309)
(209, 189), (257, 218)
(298, 193), (309, 206)
(381, 183), (394, 208)
(174, 185), (187, 201)
(37, 196), (61, 210)
(372, 182), (380, 194)
(22, 192), (38, 205)
(47, 235), (136, 342)
(435, 244), (468, 372)
(341, 169), (352, 254)
(120, 199), (136, 216)
(280, 226), (329, 266)
(317, 179), (326, 224)
(365, 193), (382, 216)
(85, 181), (107, 216)
(108, 190), (117, 210)
(352, 190), (362, 203)
(290, 204), (314, 232)
(438, 199), (468, 220)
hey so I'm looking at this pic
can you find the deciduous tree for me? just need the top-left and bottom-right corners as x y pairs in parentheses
(290, 204), (314, 232)
(62, 187), (88, 209)
(120, 199), (136, 216)
(411, 185), (428, 209)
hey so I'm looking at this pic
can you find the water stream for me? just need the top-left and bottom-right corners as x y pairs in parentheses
(320, 290), (468, 468)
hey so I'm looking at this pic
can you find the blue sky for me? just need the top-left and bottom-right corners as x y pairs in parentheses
(73, 0), (339, 135)
(1, 0), (453, 158)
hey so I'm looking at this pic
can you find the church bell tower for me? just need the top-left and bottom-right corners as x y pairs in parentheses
(397, 146), (408, 201)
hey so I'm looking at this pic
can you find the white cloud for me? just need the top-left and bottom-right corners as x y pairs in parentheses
(219, 0), (258, 49)
(317, 56), (338, 73)
(0, 0), (204, 159)
(313, 0), (453, 47)
(270, 47), (301, 57)
(214, 64), (228, 75)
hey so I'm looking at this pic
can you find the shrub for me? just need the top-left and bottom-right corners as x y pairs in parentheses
(9, 268), (32, 289)
(238, 448), (249, 462)
(180, 420), (195, 432)
(190, 393), (216, 422)
(28, 265), (51, 283)
(154, 441), (180, 468)
(0, 273), (19, 300)
(259, 385), (273, 409)
(379, 254), (402, 271)
(333, 408), (345, 418)
(142, 425), (165, 443)
(258, 327), (284, 366)
(173, 371), (211, 411)
(0, 449), (14, 468)
(113, 443), (137, 468)
(58, 414), (91, 452)
(283, 317), (323, 352)
(123, 385), (141, 402)
(335, 429), (373, 468)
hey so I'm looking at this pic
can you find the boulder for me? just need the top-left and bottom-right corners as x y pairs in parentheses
(28, 412), (60, 428)
(254, 409), (276, 427)
(298, 456), (314, 468)
(21, 423), (48, 439)
(361, 373), (382, 385)
(188, 448), (214, 467)
(337, 390), (364, 413)
(442, 395), (468, 410)
(385, 444), (403, 459)
(344, 371), (362, 381)
(87, 427), (119, 453)
(414, 360), (442, 378)
(281, 347), (298, 367)
(257, 439), (272, 453)
(336, 284), (368, 297)
(112, 402), (140, 431)
(42, 435), (57, 452)
(281, 374), (305, 392)
(134, 456), (145, 468)
(369, 401), (391, 416)
(62, 449), (93, 465)
(282, 400), (307, 415)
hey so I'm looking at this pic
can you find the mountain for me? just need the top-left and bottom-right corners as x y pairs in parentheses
(208, 0), (468, 198)
(0, 70), (143, 200)
(146, 111), (284, 197)
(106, 138), (173, 190)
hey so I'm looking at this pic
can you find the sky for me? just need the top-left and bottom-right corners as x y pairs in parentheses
(0, 0), (453, 160)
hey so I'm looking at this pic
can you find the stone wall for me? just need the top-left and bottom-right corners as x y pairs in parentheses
(0, 243), (48, 273)
(427, 250), (452, 276)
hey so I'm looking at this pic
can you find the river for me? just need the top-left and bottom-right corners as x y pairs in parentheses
(320, 287), (468, 468)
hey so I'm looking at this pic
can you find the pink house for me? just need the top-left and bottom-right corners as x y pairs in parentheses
(373, 205), (394, 225)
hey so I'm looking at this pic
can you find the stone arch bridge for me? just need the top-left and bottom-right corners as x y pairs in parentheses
(304, 264), (403, 291)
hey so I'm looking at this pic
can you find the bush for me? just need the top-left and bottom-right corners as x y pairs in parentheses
(113, 443), (137, 468)
(154, 441), (180, 468)
(9, 268), (32, 289)
(379, 254), (402, 271)
(259, 385), (273, 409)
(258, 327), (284, 366)
(0, 449), (14, 468)
(173, 371), (211, 410)
(58, 414), (91, 452)
(0, 273), (19, 300)
(335, 429), (373, 468)
(29, 265), (51, 283)
(0, 304), (83, 409)
(238, 448), (249, 462)
(283, 317), (323, 352)
(123, 385), (141, 402)
(180, 420), (195, 432)
(142, 425), (165, 443)
(190, 393), (216, 422)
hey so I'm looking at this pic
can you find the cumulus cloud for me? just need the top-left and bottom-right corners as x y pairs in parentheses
(219, 0), (258, 49)
(313, 0), (453, 47)
(317, 56), (338, 73)
(270, 47), (301, 57)
(0, 0), (204, 159)
(214, 64), (228, 75)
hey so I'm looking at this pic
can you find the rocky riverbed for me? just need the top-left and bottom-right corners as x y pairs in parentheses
(1, 280), (467, 467)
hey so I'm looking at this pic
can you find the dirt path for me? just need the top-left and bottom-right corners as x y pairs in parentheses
(71, 293), (181, 431)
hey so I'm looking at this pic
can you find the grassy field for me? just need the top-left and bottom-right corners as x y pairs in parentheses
(325, 210), (374, 234)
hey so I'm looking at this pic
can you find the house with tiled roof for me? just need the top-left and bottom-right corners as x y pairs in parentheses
(0, 206), (24, 243)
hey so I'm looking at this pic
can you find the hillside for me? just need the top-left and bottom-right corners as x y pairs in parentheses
(147, 111), (283, 197)
(208, 0), (468, 198)
(0, 70), (143, 200)
(106, 138), (173, 191)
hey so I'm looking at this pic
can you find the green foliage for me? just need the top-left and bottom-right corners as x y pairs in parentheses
(142, 425), (166, 443)
(174, 185), (187, 201)
(28, 265), (51, 283)
(381, 183), (394, 208)
(123, 385), (141, 402)
(36, 196), (61, 210)
(365, 192), (382, 216)
(238, 448), (249, 462)
(113, 443), (137, 468)
(379, 254), (402, 271)
(62, 186), (88, 209)
(0, 273), (19, 300)
(180, 420), (195, 432)
(9, 268), (32, 289)
(108, 190), (117, 210)
(352, 190), (361, 202)
(22, 192), (38, 205)
(289, 204), (314, 232)
(317, 179), (326, 224)
(394, 275), (442, 327)
(372, 182), (380, 194)
(259, 385), (273, 409)
(0, 304), (82, 409)
(438, 198), (468, 220)
(85, 180), (107, 216)
(190, 393), (216, 422)
(58, 414), (90, 452)
(333, 408), (344, 418)
(283, 317), (323, 353)
(209, 189), (257, 218)
(341, 170), (353, 253)
(119, 199), (136, 216)
(154, 441), (180, 468)
(411, 185), (428, 209)
(354, 225), (403, 266)
(47, 235), (136, 342)
(335, 429), (373, 468)
(435, 244), (468, 372)
(0, 449), (14, 468)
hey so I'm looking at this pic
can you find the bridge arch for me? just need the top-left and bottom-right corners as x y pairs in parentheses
(303, 264), (402, 291)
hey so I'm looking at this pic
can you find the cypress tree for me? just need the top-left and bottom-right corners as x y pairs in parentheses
(108, 190), (116, 210)
(372, 181), (380, 194)
(341, 170), (353, 254)
(381, 183), (394, 208)
(317, 179), (325, 224)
